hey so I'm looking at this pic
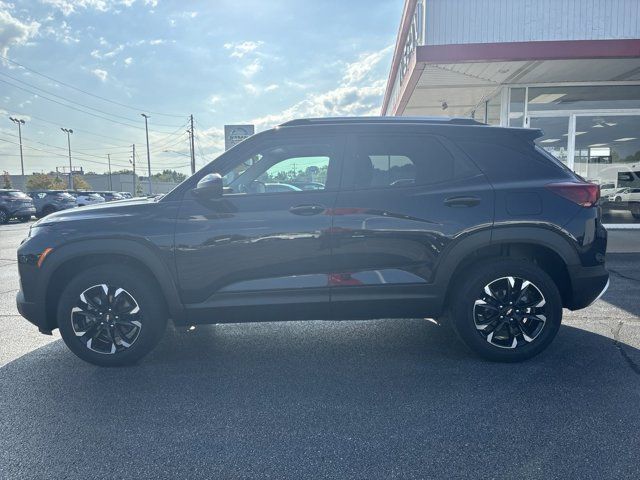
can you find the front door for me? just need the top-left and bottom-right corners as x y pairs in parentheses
(174, 134), (345, 323)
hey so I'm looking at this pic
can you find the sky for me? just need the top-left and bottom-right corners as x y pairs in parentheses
(0, 0), (403, 176)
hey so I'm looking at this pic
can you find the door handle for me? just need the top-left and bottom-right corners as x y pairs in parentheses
(444, 196), (481, 207)
(290, 204), (326, 216)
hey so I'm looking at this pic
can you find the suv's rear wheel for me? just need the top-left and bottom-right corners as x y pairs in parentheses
(0, 208), (9, 224)
(57, 265), (167, 366)
(450, 259), (562, 362)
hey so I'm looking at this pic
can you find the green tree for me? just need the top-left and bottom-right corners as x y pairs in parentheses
(50, 176), (67, 190)
(2, 171), (11, 189)
(152, 169), (187, 183)
(73, 175), (91, 190)
(26, 173), (54, 191)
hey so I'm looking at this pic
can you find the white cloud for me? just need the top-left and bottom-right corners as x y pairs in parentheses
(123, 56), (133, 66)
(242, 58), (262, 78)
(43, 20), (79, 44)
(0, 7), (40, 58)
(91, 68), (108, 81)
(249, 45), (393, 130)
(149, 39), (165, 45)
(342, 45), (393, 85)
(40, 0), (151, 16)
(209, 94), (221, 105)
(223, 40), (263, 59)
(244, 84), (259, 95)
(103, 44), (123, 57)
(265, 84), (279, 92)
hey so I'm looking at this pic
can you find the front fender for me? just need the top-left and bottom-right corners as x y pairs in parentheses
(37, 238), (184, 329)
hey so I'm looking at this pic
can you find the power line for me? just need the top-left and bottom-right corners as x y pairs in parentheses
(0, 70), (185, 128)
(0, 77), (186, 134)
(6, 111), (137, 146)
(0, 78), (149, 131)
(0, 53), (186, 118)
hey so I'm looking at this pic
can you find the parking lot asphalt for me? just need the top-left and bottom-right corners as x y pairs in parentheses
(1, 221), (639, 479)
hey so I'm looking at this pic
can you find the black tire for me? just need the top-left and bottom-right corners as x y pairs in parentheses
(450, 259), (562, 362)
(18, 215), (31, 223)
(57, 265), (168, 366)
(0, 208), (8, 224)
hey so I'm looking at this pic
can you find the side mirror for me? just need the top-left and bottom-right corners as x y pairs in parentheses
(193, 173), (223, 198)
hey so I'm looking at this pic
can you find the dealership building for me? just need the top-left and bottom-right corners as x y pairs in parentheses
(383, 0), (640, 225)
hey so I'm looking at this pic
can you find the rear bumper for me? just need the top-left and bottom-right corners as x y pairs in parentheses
(567, 264), (610, 310)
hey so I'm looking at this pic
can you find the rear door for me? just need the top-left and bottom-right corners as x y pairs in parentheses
(330, 130), (494, 319)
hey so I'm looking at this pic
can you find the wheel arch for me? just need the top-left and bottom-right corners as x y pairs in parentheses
(436, 226), (580, 310)
(42, 239), (184, 330)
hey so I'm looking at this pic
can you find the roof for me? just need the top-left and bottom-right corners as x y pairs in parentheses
(279, 116), (484, 127)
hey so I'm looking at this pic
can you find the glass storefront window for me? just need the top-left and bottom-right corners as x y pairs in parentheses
(508, 88), (526, 127)
(574, 114), (640, 224)
(528, 85), (640, 112)
(486, 94), (501, 125)
(530, 116), (570, 165)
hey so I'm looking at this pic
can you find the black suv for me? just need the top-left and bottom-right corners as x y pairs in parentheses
(0, 189), (35, 223)
(16, 117), (608, 366)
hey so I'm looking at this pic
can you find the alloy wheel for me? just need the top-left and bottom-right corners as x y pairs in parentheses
(71, 284), (143, 354)
(473, 276), (547, 349)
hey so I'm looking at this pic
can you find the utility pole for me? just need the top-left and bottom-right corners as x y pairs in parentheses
(189, 114), (196, 175)
(141, 113), (152, 195)
(61, 128), (74, 190)
(9, 117), (26, 176)
(131, 144), (137, 196)
(107, 154), (113, 191)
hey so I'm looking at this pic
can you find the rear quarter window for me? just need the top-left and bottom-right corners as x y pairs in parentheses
(457, 138), (575, 182)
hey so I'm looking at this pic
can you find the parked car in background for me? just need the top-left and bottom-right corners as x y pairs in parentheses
(72, 191), (106, 207)
(96, 191), (125, 202)
(118, 192), (133, 199)
(16, 117), (609, 366)
(599, 182), (617, 199)
(0, 189), (35, 224)
(290, 181), (326, 190)
(263, 182), (302, 193)
(28, 190), (77, 218)
(610, 187), (640, 203)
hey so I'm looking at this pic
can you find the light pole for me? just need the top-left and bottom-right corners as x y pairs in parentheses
(141, 113), (152, 195)
(60, 128), (73, 190)
(107, 153), (113, 191)
(9, 117), (26, 176)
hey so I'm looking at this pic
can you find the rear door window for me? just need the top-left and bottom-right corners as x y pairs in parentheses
(343, 134), (476, 190)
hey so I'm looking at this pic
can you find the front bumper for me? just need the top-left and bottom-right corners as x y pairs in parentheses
(9, 206), (36, 217)
(567, 264), (610, 310)
(16, 289), (51, 334)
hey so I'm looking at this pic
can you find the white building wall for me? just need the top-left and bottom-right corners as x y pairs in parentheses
(425, 0), (640, 45)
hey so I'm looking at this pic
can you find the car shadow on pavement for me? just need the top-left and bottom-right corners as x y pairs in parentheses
(604, 253), (640, 317)
(1, 319), (639, 479)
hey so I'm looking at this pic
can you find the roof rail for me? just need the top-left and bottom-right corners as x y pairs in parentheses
(279, 116), (484, 127)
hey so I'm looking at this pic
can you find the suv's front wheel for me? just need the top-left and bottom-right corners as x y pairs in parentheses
(450, 259), (562, 362)
(57, 265), (167, 366)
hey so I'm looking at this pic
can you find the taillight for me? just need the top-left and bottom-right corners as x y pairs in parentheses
(546, 182), (600, 207)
